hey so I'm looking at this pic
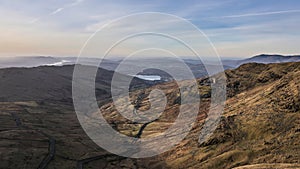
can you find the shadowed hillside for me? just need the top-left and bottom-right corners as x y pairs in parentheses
(0, 65), (154, 102)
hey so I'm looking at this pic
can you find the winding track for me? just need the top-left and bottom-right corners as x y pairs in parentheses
(37, 138), (56, 169)
(10, 110), (56, 169)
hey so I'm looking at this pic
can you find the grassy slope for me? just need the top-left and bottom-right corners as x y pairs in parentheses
(161, 62), (300, 168)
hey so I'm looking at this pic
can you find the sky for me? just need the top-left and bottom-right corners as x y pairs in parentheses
(0, 0), (300, 58)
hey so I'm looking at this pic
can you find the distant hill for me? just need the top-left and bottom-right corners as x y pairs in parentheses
(2, 54), (300, 73)
(0, 56), (64, 68)
(222, 54), (300, 67)
(0, 56), (116, 69)
(0, 56), (232, 80)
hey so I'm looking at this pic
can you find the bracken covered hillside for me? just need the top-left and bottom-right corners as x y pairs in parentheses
(101, 62), (300, 168)
(193, 62), (300, 168)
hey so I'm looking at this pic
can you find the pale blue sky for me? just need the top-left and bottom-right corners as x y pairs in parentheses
(0, 0), (299, 58)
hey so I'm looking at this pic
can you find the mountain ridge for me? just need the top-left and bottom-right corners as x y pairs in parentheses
(223, 54), (300, 67)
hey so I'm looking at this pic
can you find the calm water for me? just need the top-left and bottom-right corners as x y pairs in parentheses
(134, 75), (161, 81)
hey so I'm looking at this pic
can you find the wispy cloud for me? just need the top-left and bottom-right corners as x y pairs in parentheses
(29, 0), (85, 23)
(215, 9), (300, 18)
(49, 8), (64, 16)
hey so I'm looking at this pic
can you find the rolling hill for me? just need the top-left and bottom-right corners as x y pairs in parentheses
(0, 65), (154, 102)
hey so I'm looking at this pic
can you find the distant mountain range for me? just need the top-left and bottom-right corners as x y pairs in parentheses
(222, 54), (300, 67)
(1, 54), (300, 81)
(0, 56), (230, 80)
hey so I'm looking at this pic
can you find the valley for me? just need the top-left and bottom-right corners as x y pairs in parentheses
(0, 61), (299, 168)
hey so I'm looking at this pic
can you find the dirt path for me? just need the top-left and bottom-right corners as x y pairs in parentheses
(10, 110), (56, 169)
(37, 138), (56, 169)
